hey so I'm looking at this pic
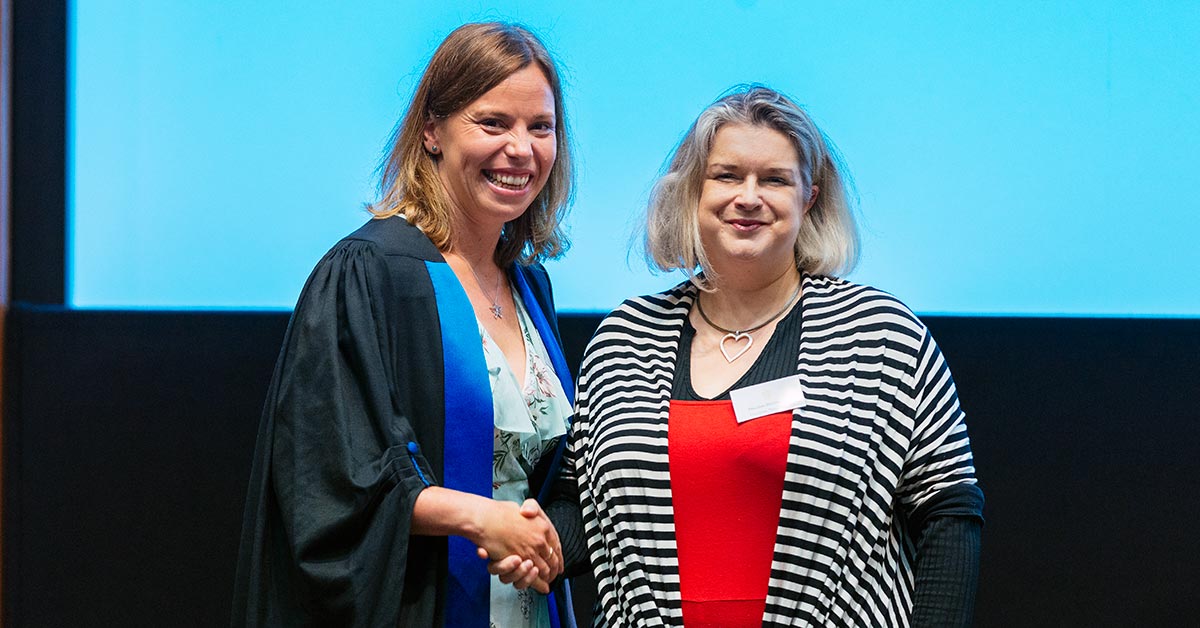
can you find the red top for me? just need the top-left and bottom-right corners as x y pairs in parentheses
(668, 400), (792, 628)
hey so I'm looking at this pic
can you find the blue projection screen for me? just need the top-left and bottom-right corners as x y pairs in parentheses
(70, 1), (1200, 315)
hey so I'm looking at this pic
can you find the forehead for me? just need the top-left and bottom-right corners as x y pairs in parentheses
(707, 123), (799, 167)
(467, 65), (555, 114)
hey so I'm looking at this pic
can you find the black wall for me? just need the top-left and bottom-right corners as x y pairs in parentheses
(4, 307), (1199, 626)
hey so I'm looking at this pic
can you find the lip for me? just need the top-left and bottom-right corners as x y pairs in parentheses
(726, 218), (767, 231)
(483, 168), (535, 195)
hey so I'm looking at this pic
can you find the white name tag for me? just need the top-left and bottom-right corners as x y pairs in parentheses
(729, 375), (805, 424)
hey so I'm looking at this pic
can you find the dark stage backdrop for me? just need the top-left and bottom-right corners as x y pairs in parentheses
(3, 306), (1199, 627)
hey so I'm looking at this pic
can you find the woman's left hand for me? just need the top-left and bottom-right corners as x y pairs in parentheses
(487, 554), (543, 590)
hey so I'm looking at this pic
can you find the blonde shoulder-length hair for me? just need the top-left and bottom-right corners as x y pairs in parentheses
(645, 85), (858, 286)
(369, 22), (573, 267)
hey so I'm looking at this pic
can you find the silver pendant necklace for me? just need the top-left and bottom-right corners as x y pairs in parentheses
(695, 282), (801, 363)
(468, 263), (505, 319)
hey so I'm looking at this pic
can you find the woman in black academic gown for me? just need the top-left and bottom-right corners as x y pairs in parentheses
(233, 22), (584, 628)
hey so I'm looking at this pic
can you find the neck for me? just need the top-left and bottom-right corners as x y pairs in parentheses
(701, 265), (801, 331)
(445, 214), (505, 272)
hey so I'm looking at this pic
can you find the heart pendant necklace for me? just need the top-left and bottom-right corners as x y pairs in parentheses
(695, 282), (801, 363)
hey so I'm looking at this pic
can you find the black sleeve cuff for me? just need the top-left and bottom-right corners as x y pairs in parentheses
(911, 515), (982, 628)
(545, 497), (590, 579)
(909, 482), (985, 531)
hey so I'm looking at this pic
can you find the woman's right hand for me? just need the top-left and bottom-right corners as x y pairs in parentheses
(474, 498), (562, 593)
(412, 488), (562, 594)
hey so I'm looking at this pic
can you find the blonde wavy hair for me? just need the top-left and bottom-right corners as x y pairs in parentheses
(369, 22), (573, 266)
(645, 85), (858, 286)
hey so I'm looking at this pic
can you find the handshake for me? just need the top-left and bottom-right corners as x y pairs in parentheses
(473, 498), (564, 595)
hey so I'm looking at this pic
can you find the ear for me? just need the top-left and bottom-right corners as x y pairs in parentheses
(422, 118), (440, 154)
(804, 184), (820, 216)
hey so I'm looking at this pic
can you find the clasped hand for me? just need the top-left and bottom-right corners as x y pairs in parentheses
(475, 498), (563, 594)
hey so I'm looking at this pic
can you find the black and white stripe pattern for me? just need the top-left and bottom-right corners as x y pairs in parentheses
(568, 275), (978, 627)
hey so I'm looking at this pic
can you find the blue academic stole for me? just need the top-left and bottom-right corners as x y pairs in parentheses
(425, 261), (575, 628)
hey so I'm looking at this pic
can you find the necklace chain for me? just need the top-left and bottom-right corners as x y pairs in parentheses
(468, 263), (505, 319)
(695, 282), (801, 362)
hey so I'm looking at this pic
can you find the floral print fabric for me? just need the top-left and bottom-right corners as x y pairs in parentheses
(481, 287), (571, 628)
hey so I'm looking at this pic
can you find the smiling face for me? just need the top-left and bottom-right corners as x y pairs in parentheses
(697, 123), (818, 278)
(423, 64), (557, 233)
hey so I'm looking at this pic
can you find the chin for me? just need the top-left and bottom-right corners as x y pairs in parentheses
(719, 242), (769, 261)
(722, 246), (796, 272)
(490, 204), (535, 225)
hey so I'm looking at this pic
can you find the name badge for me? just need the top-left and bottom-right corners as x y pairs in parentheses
(729, 375), (805, 424)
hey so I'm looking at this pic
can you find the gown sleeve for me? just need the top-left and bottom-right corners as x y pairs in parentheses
(234, 239), (439, 627)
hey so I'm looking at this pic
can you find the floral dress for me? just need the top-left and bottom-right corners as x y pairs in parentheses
(480, 288), (571, 628)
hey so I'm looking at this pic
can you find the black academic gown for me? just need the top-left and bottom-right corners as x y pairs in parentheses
(232, 216), (575, 627)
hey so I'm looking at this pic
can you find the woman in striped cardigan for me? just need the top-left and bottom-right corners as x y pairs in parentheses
(569, 86), (983, 627)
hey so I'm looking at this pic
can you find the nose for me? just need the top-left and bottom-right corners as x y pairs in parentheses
(734, 178), (763, 210)
(504, 129), (534, 160)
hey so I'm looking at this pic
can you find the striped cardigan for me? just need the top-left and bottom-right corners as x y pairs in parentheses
(569, 275), (979, 627)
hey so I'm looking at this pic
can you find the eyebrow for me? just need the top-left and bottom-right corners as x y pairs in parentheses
(469, 108), (556, 122)
(707, 163), (798, 174)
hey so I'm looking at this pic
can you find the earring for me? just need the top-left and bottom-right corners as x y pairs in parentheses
(430, 145), (439, 154)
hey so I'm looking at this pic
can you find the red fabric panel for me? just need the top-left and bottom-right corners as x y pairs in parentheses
(669, 400), (791, 628)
